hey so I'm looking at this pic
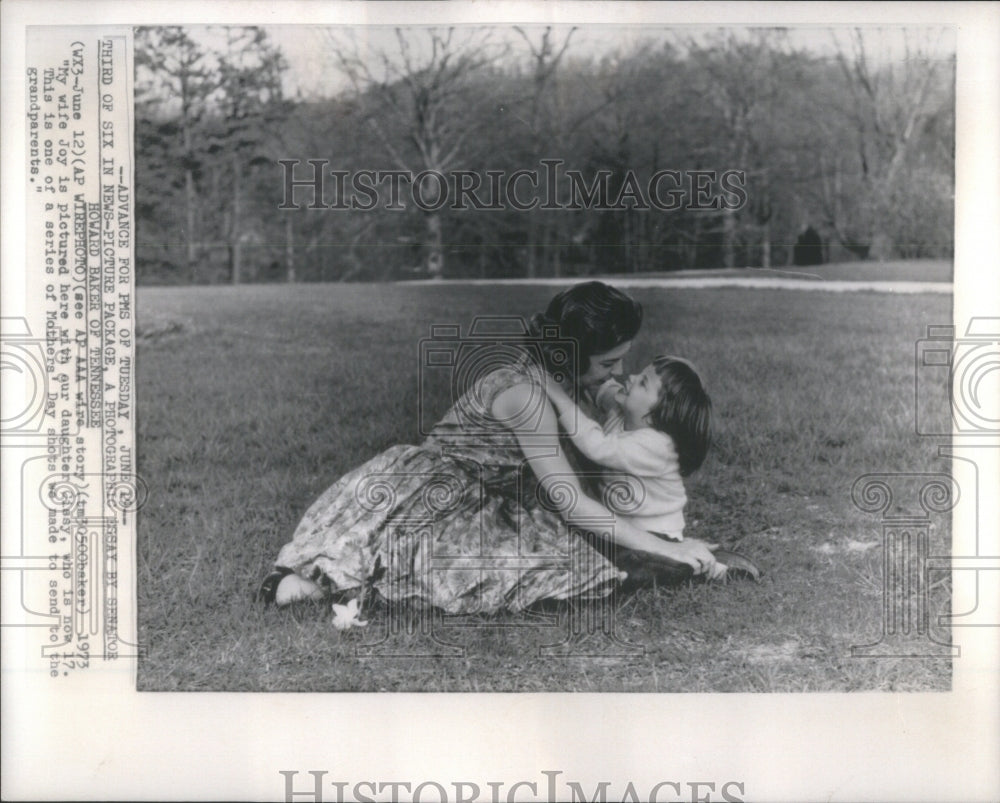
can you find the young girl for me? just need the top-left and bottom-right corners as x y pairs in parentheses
(545, 356), (758, 581)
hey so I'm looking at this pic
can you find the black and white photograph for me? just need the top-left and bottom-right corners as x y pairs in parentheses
(134, 21), (960, 693)
(2, 2), (998, 801)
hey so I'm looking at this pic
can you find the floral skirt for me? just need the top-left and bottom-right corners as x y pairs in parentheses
(275, 444), (627, 615)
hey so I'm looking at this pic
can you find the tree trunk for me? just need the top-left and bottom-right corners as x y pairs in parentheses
(182, 106), (198, 282)
(425, 212), (443, 278)
(688, 216), (702, 270)
(540, 220), (551, 277)
(230, 239), (243, 285)
(722, 208), (737, 268)
(284, 213), (295, 282)
(184, 169), (197, 281)
(230, 153), (242, 284)
(525, 217), (538, 278)
(626, 212), (637, 273)
(869, 231), (894, 261)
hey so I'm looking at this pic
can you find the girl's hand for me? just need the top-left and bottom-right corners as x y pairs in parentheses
(595, 378), (626, 414)
(658, 537), (719, 575)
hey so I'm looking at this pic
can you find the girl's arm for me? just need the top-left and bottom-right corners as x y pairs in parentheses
(563, 417), (670, 475)
(542, 373), (579, 419)
(544, 373), (668, 475)
(493, 382), (717, 574)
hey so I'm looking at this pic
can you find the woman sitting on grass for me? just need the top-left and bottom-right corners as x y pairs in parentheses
(260, 281), (748, 613)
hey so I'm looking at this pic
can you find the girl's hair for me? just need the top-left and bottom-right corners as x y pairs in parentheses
(527, 281), (643, 377)
(646, 356), (712, 477)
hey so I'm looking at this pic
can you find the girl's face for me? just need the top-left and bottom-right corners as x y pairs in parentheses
(579, 341), (632, 394)
(622, 363), (663, 428)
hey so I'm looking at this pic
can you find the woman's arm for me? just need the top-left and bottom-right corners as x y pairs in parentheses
(493, 382), (717, 574)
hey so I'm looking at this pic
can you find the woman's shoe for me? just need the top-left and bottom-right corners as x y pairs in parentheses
(257, 567), (293, 605)
(275, 574), (325, 606)
(712, 549), (762, 582)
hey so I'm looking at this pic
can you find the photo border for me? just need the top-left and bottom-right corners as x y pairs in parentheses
(2, 2), (998, 801)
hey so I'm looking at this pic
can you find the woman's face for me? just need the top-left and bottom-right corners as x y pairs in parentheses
(579, 340), (632, 395)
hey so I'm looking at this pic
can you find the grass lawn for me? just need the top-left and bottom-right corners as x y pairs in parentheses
(136, 279), (953, 691)
(633, 258), (952, 283)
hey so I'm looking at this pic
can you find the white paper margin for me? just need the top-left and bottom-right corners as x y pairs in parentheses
(2, 2), (998, 801)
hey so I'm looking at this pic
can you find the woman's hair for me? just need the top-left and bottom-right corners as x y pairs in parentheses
(646, 356), (712, 477)
(527, 281), (643, 377)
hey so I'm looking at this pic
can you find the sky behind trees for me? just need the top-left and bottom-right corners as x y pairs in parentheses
(258, 25), (954, 98)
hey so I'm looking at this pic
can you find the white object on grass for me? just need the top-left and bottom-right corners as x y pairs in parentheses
(332, 598), (368, 630)
(275, 574), (324, 607)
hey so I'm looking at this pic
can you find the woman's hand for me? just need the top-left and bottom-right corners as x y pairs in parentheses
(652, 537), (721, 577)
(496, 383), (723, 577)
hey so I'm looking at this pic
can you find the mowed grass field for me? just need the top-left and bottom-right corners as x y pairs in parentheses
(636, 258), (952, 283)
(136, 276), (953, 691)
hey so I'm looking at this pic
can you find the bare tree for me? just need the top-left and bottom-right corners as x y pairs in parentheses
(135, 27), (216, 281)
(326, 27), (504, 278)
(830, 28), (952, 259)
(511, 26), (576, 277)
(684, 30), (800, 269)
(212, 26), (288, 284)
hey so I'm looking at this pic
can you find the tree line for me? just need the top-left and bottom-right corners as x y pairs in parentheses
(135, 26), (954, 284)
